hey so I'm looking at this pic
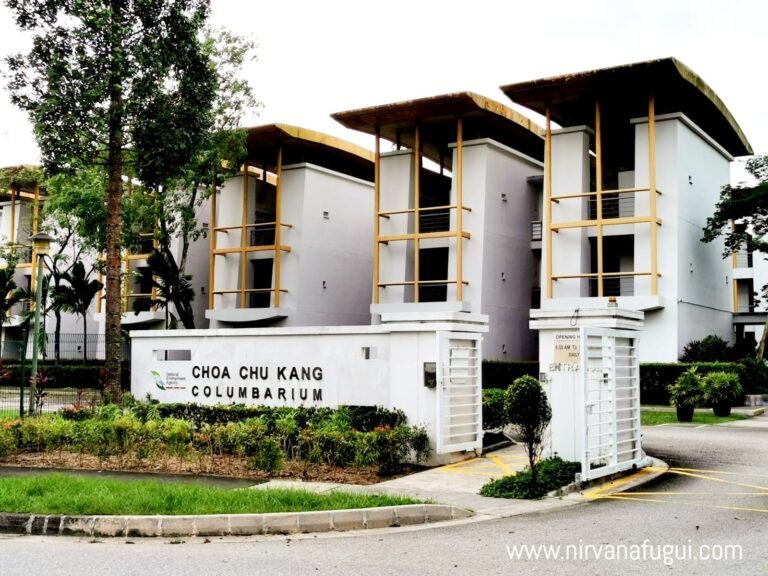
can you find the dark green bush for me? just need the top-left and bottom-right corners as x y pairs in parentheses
(680, 335), (732, 362)
(738, 356), (768, 394)
(482, 361), (539, 389)
(248, 437), (283, 473)
(640, 362), (744, 405)
(482, 388), (506, 430)
(479, 457), (581, 499)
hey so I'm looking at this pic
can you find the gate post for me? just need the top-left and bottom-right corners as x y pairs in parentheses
(529, 305), (644, 463)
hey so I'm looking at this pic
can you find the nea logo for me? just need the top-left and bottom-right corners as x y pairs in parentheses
(151, 370), (165, 390)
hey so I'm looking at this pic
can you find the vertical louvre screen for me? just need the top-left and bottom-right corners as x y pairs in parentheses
(436, 335), (482, 454)
(581, 328), (642, 481)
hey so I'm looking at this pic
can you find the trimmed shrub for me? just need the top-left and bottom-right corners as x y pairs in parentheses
(482, 361), (539, 389)
(504, 375), (551, 484)
(480, 457), (581, 499)
(482, 388), (506, 431)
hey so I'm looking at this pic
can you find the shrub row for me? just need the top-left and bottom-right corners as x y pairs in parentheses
(0, 361), (131, 390)
(0, 402), (430, 475)
(641, 362), (746, 405)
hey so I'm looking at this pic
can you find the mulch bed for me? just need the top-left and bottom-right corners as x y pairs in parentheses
(0, 451), (425, 485)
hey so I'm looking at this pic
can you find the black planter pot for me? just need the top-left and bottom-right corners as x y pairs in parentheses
(676, 405), (695, 422)
(712, 403), (732, 417)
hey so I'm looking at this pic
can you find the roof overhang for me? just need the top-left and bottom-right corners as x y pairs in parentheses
(332, 92), (544, 166)
(500, 58), (752, 157)
(245, 124), (374, 182)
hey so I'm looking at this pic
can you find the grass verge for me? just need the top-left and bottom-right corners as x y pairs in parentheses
(641, 411), (746, 426)
(0, 473), (422, 516)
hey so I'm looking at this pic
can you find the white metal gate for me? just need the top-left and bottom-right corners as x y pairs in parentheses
(580, 327), (645, 481)
(436, 333), (482, 454)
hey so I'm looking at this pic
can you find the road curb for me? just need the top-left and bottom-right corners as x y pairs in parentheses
(0, 504), (473, 538)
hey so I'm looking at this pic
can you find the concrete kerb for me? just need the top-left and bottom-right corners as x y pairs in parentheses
(0, 458), (670, 538)
(0, 504), (473, 538)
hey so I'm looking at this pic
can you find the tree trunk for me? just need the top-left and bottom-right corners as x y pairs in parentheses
(758, 316), (768, 360)
(103, 0), (125, 402)
(54, 309), (61, 365)
(82, 312), (88, 365)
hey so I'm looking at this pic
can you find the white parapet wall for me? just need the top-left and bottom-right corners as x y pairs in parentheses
(131, 312), (488, 465)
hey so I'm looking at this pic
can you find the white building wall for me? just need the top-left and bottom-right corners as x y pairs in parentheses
(288, 163), (373, 326)
(477, 140), (543, 360)
(547, 127), (592, 298)
(378, 151), (415, 305)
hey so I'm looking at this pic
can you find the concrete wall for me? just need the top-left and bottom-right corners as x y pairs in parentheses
(547, 127), (592, 299)
(378, 151), (415, 305)
(476, 139), (543, 360)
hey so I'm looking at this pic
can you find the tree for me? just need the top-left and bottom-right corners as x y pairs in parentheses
(504, 375), (552, 485)
(146, 27), (259, 328)
(702, 155), (768, 357)
(5, 0), (218, 399)
(52, 262), (103, 364)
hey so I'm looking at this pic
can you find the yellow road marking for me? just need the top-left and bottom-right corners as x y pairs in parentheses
(486, 454), (517, 476)
(669, 467), (768, 479)
(583, 467), (657, 500)
(667, 469), (768, 492)
(620, 491), (768, 496)
(597, 493), (768, 514)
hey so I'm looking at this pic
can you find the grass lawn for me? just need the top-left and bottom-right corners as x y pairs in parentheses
(0, 473), (423, 516)
(641, 410), (746, 426)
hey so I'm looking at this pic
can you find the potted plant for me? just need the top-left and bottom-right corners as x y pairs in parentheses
(702, 371), (743, 417)
(668, 367), (701, 422)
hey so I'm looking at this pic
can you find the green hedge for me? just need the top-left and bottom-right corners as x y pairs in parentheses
(154, 403), (407, 432)
(482, 361), (539, 389)
(0, 361), (131, 390)
(640, 362), (745, 405)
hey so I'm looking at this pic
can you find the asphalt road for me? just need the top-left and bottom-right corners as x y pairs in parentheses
(0, 414), (766, 576)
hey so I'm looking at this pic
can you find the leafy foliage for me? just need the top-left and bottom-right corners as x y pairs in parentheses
(5, 0), (219, 395)
(701, 155), (768, 357)
(51, 261), (103, 362)
(679, 335), (733, 362)
(701, 371), (744, 408)
(479, 457), (581, 500)
(504, 375), (552, 484)
(667, 367), (702, 408)
(482, 388), (506, 431)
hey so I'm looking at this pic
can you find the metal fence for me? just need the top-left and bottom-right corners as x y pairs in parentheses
(0, 333), (130, 419)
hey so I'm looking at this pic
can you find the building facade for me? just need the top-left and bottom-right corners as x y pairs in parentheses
(333, 92), (545, 360)
(501, 57), (753, 361)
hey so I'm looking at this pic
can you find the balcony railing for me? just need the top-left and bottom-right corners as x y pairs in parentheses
(531, 221), (542, 241)
(588, 195), (634, 220)
(249, 225), (276, 247)
(736, 303), (756, 313)
(418, 209), (450, 233)
(589, 276), (635, 297)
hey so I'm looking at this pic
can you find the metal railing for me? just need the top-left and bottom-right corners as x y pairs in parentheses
(588, 194), (635, 220)
(589, 276), (635, 297)
(418, 209), (450, 233)
(249, 225), (276, 247)
(531, 221), (542, 241)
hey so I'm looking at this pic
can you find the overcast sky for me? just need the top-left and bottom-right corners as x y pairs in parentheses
(1, 0), (766, 182)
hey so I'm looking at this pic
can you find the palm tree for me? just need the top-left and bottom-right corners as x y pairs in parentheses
(52, 261), (102, 364)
